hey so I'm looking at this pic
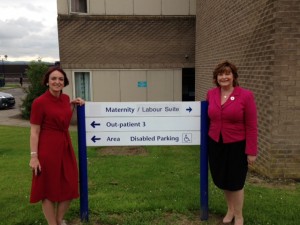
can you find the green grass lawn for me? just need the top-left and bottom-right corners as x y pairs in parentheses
(0, 83), (20, 91)
(0, 125), (299, 225)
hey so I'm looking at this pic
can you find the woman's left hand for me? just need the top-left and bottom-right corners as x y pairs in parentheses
(71, 97), (85, 106)
(247, 155), (257, 166)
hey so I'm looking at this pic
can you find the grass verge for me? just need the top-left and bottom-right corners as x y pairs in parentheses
(0, 83), (20, 91)
(0, 125), (299, 225)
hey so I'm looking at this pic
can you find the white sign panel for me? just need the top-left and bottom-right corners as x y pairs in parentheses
(85, 117), (200, 132)
(85, 102), (201, 146)
(86, 131), (200, 146)
(85, 102), (200, 117)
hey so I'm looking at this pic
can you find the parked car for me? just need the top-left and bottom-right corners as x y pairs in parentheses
(0, 92), (15, 109)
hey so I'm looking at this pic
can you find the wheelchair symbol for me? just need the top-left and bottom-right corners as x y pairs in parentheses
(182, 133), (192, 143)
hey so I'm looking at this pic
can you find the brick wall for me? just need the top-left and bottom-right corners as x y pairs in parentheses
(196, 0), (300, 179)
(58, 15), (195, 69)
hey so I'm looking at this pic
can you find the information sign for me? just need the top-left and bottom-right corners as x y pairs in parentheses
(84, 102), (200, 146)
(76, 101), (209, 222)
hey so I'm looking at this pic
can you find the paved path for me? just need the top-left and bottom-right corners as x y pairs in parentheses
(0, 87), (30, 127)
(0, 86), (77, 130)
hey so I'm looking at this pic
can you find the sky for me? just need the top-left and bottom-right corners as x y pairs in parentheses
(0, 0), (59, 62)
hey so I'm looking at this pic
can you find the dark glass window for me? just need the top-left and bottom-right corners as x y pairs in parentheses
(74, 72), (91, 101)
(71, 0), (87, 13)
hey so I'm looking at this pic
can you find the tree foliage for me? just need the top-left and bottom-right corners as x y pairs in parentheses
(21, 61), (49, 119)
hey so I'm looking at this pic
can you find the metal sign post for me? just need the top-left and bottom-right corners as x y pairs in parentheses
(200, 101), (209, 220)
(77, 105), (89, 222)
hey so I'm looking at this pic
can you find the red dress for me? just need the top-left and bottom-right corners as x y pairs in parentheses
(30, 90), (79, 203)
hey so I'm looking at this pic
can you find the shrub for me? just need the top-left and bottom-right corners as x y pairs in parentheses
(0, 76), (5, 87)
(21, 61), (49, 119)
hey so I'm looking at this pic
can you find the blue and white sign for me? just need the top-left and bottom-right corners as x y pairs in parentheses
(76, 101), (209, 222)
(137, 81), (147, 87)
(84, 102), (201, 146)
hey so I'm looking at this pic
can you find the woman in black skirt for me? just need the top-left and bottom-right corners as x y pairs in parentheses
(206, 61), (258, 225)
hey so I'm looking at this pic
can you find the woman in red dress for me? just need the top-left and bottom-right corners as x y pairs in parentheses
(29, 67), (84, 225)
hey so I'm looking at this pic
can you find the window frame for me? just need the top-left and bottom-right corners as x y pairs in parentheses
(69, 0), (89, 14)
(72, 70), (93, 101)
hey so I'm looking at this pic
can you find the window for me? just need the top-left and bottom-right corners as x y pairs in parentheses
(71, 0), (87, 13)
(74, 72), (91, 101)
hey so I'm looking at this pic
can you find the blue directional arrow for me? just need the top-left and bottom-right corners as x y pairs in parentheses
(91, 121), (101, 128)
(91, 135), (101, 143)
(186, 107), (192, 113)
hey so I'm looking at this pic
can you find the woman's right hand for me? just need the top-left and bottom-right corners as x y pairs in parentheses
(30, 124), (41, 176)
(29, 157), (41, 176)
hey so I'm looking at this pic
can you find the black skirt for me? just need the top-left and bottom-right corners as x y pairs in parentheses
(208, 135), (248, 191)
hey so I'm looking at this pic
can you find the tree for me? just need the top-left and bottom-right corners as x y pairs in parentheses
(21, 61), (49, 119)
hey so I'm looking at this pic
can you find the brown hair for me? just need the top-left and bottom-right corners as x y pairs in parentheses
(42, 66), (69, 87)
(213, 60), (239, 87)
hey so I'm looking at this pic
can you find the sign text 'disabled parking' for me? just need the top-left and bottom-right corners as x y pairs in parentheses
(85, 102), (201, 146)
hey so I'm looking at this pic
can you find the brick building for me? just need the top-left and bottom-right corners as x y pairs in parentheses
(57, 0), (300, 179)
(196, 0), (300, 179)
(57, 0), (196, 102)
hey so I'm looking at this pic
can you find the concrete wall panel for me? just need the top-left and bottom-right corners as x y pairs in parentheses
(92, 70), (120, 102)
(120, 70), (147, 101)
(147, 70), (174, 101)
(106, 0), (134, 15)
(134, 0), (161, 15)
(162, 0), (189, 15)
(89, 0), (105, 15)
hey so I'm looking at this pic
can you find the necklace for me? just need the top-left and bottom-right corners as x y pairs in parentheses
(221, 88), (234, 99)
